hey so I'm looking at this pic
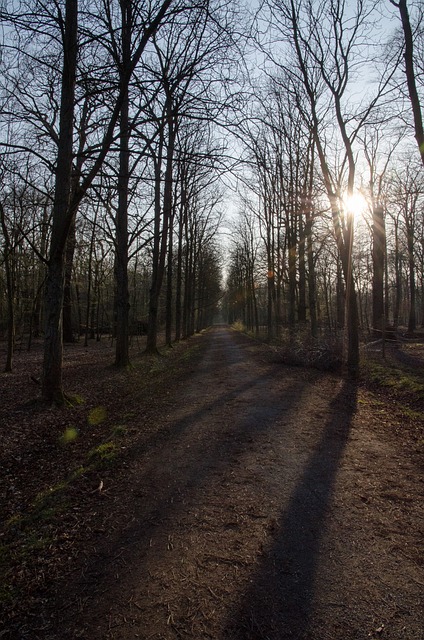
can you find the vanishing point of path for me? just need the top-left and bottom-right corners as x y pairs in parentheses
(50, 326), (422, 639)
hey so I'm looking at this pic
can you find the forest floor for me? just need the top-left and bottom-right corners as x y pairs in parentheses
(0, 326), (423, 640)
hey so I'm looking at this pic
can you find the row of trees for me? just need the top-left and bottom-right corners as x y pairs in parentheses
(224, 0), (424, 374)
(1, 0), (423, 394)
(0, 0), (241, 401)
(225, 159), (424, 331)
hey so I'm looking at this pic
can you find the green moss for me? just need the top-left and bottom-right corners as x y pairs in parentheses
(88, 405), (107, 425)
(88, 441), (117, 461)
(59, 426), (79, 444)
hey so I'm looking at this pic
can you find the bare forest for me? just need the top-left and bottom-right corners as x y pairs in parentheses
(1, 1), (423, 638)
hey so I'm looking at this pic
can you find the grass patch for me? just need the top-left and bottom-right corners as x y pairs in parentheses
(88, 406), (107, 425)
(362, 361), (424, 398)
(88, 441), (117, 462)
(59, 426), (79, 444)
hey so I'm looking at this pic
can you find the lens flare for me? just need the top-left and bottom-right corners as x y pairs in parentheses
(343, 192), (368, 219)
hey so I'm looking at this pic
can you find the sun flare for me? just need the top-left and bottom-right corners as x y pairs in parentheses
(343, 192), (368, 219)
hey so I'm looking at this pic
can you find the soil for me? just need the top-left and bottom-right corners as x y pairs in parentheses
(0, 326), (423, 640)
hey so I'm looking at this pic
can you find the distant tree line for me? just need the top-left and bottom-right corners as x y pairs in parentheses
(224, 0), (424, 375)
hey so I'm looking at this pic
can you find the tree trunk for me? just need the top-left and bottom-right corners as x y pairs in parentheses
(288, 232), (297, 333)
(267, 269), (274, 341)
(406, 221), (416, 333)
(146, 111), (175, 353)
(41, 0), (77, 403)
(336, 259), (345, 330)
(84, 210), (97, 347)
(63, 217), (76, 343)
(305, 212), (317, 338)
(372, 205), (386, 338)
(394, 217), (401, 329)
(393, 0), (424, 166)
(0, 203), (15, 372)
(165, 207), (174, 347)
(298, 213), (306, 324)
(114, 0), (131, 367)
(346, 271), (360, 374)
(32, 203), (49, 339)
(175, 209), (184, 341)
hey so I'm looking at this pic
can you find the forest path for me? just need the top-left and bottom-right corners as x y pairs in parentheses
(51, 326), (422, 640)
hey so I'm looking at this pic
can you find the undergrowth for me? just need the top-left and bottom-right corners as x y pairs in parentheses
(361, 358), (424, 399)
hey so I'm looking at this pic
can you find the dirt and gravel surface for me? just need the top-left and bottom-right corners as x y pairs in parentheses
(1, 325), (423, 640)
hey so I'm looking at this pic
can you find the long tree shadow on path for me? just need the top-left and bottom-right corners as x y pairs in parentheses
(225, 379), (358, 640)
(46, 332), (313, 638)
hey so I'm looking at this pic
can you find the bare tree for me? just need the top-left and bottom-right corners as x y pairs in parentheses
(264, 0), (396, 374)
(388, 160), (424, 333)
(389, 0), (424, 165)
(21, 0), (175, 402)
(361, 126), (400, 338)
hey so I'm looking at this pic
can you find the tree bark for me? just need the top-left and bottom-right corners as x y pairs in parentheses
(0, 202), (15, 372)
(305, 210), (317, 338)
(165, 205), (175, 347)
(391, 0), (424, 165)
(114, 0), (131, 367)
(146, 109), (175, 353)
(372, 205), (386, 338)
(41, 0), (78, 403)
(63, 217), (76, 343)
(406, 218), (416, 333)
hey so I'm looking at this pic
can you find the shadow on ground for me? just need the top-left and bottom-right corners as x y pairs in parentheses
(224, 380), (357, 640)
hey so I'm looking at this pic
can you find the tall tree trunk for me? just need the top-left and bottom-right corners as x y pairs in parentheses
(41, 0), (77, 403)
(115, 0), (131, 367)
(32, 203), (49, 339)
(372, 204), (386, 338)
(175, 208), (184, 341)
(146, 111), (175, 353)
(336, 259), (345, 331)
(189, 243), (197, 336)
(182, 224), (193, 339)
(63, 96), (89, 344)
(298, 213), (306, 324)
(391, 0), (424, 165)
(251, 271), (260, 337)
(406, 220), (416, 333)
(305, 210), (317, 338)
(267, 266), (274, 341)
(63, 217), (76, 343)
(288, 228), (297, 333)
(165, 208), (174, 347)
(84, 208), (98, 347)
(0, 203), (15, 372)
(394, 217), (401, 329)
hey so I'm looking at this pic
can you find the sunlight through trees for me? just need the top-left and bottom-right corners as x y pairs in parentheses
(0, 0), (423, 390)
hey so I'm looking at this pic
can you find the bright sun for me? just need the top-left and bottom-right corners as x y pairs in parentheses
(343, 192), (368, 219)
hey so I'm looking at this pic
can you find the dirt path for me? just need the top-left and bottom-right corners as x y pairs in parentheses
(21, 327), (424, 638)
